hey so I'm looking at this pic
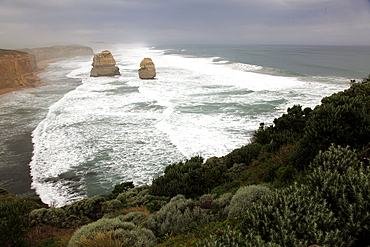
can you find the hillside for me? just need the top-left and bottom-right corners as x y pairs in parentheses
(1, 77), (370, 247)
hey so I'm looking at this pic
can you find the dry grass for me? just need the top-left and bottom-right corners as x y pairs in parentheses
(28, 224), (78, 247)
(75, 231), (131, 247)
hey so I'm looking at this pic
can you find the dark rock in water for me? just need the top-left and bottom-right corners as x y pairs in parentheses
(90, 50), (120, 77)
(138, 58), (156, 79)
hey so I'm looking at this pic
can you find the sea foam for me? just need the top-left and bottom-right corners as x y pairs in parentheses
(29, 45), (350, 206)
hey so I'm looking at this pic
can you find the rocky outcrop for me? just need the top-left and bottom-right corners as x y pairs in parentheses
(138, 58), (156, 79)
(0, 49), (36, 90)
(90, 50), (120, 77)
(21, 45), (94, 71)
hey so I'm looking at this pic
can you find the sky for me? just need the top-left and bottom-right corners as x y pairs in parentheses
(1, 0), (370, 49)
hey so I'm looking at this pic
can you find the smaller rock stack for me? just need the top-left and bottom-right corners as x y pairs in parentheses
(138, 58), (156, 79)
(90, 50), (120, 77)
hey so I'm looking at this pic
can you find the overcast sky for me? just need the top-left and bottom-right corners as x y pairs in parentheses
(1, 0), (370, 49)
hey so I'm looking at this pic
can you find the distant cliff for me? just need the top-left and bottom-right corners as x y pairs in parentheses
(0, 49), (36, 90)
(21, 45), (94, 71)
(0, 45), (93, 93)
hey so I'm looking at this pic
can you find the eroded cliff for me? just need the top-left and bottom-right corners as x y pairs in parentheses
(0, 45), (94, 93)
(0, 49), (36, 90)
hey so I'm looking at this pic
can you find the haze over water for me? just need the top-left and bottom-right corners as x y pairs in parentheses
(1, 44), (367, 206)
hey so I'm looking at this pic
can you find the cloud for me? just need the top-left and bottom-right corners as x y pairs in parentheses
(0, 0), (369, 48)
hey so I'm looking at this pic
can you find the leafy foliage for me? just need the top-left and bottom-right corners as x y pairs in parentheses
(292, 81), (370, 169)
(225, 143), (262, 169)
(252, 105), (312, 151)
(68, 217), (156, 247)
(241, 184), (343, 247)
(307, 145), (370, 246)
(149, 156), (231, 199)
(0, 199), (33, 247)
(196, 226), (280, 247)
(107, 181), (135, 200)
(226, 185), (272, 218)
(30, 207), (66, 226)
(147, 194), (214, 236)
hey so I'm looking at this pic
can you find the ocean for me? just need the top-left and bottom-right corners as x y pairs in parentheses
(0, 44), (368, 207)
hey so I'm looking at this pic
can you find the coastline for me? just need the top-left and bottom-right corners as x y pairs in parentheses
(0, 57), (68, 96)
(0, 56), (80, 199)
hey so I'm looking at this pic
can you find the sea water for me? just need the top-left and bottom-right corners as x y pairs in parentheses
(1, 44), (368, 206)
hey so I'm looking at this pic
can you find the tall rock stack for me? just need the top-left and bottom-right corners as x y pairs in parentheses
(90, 50), (120, 77)
(138, 58), (156, 79)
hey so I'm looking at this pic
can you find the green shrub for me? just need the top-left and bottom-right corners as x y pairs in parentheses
(307, 145), (370, 246)
(116, 185), (151, 208)
(225, 143), (262, 169)
(107, 181), (135, 200)
(226, 185), (272, 219)
(149, 156), (231, 199)
(147, 194), (214, 236)
(241, 185), (344, 247)
(35, 237), (65, 247)
(29, 207), (66, 226)
(102, 199), (124, 215)
(252, 105), (312, 151)
(117, 212), (150, 228)
(68, 217), (156, 247)
(196, 227), (280, 247)
(143, 195), (169, 213)
(0, 199), (32, 247)
(63, 196), (106, 223)
(292, 82), (370, 169)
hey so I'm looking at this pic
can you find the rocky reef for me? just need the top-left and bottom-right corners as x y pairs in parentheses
(0, 49), (36, 90)
(138, 58), (156, 79)
(90, 50), (120, 77)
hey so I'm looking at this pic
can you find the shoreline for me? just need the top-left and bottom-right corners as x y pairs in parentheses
(0, 57), (71, 96)
(0, 56), (80, 199)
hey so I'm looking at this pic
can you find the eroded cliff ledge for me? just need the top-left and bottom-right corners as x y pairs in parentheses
(0, 49), (36, 90)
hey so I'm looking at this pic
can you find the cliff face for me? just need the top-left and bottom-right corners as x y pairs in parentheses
(0, 49), (36, 90)
(0, 45), (94, 92)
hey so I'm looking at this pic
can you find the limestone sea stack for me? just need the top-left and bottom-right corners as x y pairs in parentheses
(138, 58), (156, 79)
(90, 50), (120, 77)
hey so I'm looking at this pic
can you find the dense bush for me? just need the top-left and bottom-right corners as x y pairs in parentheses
(292, 82), (370, 169)
(102, 199), (124, 215)
(241, 184), (343, 247)
(197, 227), (280, 247)
(252, 105), (312, 151)
(226, 185), (272, 219)
(211, 193), (233, 212)
(0, 199), (33, 247)
(107, 181), (135, 200)
(225, 143), (262, 169)
(63, 196), (106, 223)
(149, 156), (231, 199)
(68, 217), (156, 247)
(29, 207), (66, 226)
(147, 194), (214, 236)
(117, 211), (151, 228)
(307, 145), (370, 246)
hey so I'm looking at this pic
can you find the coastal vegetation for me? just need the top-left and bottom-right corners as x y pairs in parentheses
(1, 78), (370, 246)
